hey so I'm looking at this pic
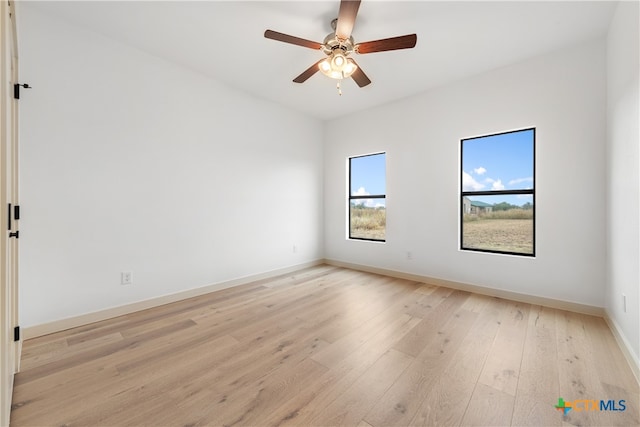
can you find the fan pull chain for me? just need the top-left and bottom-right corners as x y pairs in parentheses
(337, 71), (346, 96)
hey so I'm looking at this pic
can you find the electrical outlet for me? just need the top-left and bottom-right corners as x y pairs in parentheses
(121, 272), (133, 285)
(406, 251), (413, 260)
(293, 245), (298, 253)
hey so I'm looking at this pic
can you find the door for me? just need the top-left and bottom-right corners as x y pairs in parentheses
(1, 0), (20, 424)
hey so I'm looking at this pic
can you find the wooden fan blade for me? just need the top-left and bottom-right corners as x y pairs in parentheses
(264, 30), (323, 50)
(350, 60), (371, 87)
(356, 34), (417, 54)
(335, 0), (361, 40)
(293, 59), (324, 83)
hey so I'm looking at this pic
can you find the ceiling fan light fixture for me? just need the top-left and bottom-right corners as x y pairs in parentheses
(344, 59), (356, 74)
(319, 51), (357, 80)
(320, 60), (331, 73)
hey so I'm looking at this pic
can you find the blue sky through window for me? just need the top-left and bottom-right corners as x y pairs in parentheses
(350, 153), (386, 208)
(462, 129), (534, 207)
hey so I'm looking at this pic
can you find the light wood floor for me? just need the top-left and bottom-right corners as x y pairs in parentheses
(11, 266), (640, 426)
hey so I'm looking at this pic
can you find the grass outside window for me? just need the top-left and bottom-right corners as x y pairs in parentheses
(349, 153), (386, 242)
(461, 128), (535, 256)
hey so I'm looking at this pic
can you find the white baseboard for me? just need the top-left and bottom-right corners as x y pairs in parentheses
(21, 258), (638, 387)
(603, 311), (640, 386)
(324, 259), (605, 317)
(23, 259), (324, 340)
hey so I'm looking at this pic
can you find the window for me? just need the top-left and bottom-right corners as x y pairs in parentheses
(349, 152), (386, 241)
(461, 128), (535, 256)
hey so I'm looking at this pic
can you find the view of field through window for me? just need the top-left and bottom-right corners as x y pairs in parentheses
(349, 153), (386, 241)
(461, 129), (535, 256)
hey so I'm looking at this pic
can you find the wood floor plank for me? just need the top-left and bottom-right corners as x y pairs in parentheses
(460, 292), (493, 313)
(227, 273), (366, 343)
(583, 314), (640, 395)
(403, 286), (454, 319)
(54, 334), (240, 426)
(391, 289), (470, 357)
(476, 300), (530, 396)
(13, 317), (241, 414)
(554, 311), (640, 427)
(511, 305), (561, 427)
(556, 310), (606, 427)
(13, 329), (238, 425)
(311, 308), (417, 369)
(14, 319), (198, 386)
(11, 364), (123, 426)
(10, 265), (639, 427)
(19, 338), (69, 371)
(188, 271), (365, 343)
(264, 313), (422, 426)
(316, 277), (424, 343)
(408, 296), (507, 426)
(460, 382), (516, 426)
(363, 308), (479, 426)
(108, 334), (329, 426)
(259, 264), (340, 288)
(202, 358), (329, 427)
(309, 349), (413, 426)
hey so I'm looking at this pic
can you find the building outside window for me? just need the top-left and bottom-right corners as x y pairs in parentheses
(460, 128), (535, 256)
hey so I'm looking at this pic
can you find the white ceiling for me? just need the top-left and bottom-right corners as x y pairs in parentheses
(22, 1), (617, 120)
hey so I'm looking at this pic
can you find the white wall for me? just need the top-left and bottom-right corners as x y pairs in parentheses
(605, 1), (640, 367)
(18, 2), (634, 350)
(324, 39), (607, 307)
(18, 6), (324, 327)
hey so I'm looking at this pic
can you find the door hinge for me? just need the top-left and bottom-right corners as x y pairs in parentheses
(14, 83), (31, 100)
(14, 326), (20, 342)
(8, 204), (19, 237)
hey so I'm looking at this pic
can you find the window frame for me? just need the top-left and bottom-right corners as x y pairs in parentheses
(460, 128), (536, 257)
(348, 152), (386, 242)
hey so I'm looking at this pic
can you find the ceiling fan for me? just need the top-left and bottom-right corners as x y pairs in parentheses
(264, 0), (417, 93)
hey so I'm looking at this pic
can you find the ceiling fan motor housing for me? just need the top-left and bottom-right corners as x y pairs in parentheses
(322, 32), (355, 56)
